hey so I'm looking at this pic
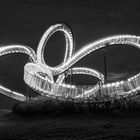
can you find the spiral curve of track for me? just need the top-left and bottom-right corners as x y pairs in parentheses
(0, 23), (140, 102)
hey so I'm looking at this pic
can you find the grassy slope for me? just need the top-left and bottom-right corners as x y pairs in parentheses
(0, 110), (140, 140)
(0, 94), (139, 140)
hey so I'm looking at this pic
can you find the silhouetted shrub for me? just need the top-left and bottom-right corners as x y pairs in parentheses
(12, 94), (140, 116)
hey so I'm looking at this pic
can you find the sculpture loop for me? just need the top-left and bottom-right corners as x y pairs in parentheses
(0, 23), (140, 102)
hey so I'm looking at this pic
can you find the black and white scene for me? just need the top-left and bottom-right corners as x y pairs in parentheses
(0, 0), (140, 139)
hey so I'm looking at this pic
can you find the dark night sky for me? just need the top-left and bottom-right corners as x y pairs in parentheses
(0, 0), (140, 108)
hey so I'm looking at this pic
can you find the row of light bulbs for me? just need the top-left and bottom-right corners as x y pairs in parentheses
(0, 24), (139, 102)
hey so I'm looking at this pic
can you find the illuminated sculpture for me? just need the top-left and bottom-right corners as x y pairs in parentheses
(0, 23), (140, 102)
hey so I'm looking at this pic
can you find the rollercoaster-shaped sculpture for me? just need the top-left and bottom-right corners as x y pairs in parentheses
(0, 23), (140, 102)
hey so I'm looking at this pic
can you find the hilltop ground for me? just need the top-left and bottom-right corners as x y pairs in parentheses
(0, 109), (139, 140)
(1, 94), (140, 140)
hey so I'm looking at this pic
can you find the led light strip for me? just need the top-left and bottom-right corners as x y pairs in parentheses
(0, 23), (140, 102)
(24, 24), (104, 99)
(0, 45), (37, 101)
(24, 24), (140, 101)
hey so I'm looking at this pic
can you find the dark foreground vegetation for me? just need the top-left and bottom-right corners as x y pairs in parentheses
(13, 94), (140, 116)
